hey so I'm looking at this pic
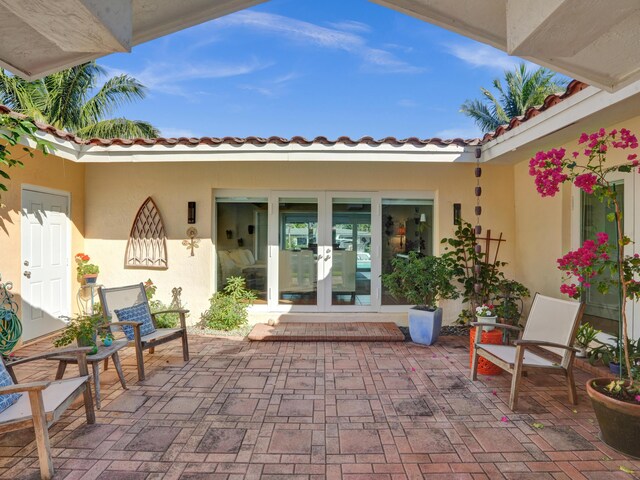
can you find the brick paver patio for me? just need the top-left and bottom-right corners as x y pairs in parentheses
(2, 333), (639, 479)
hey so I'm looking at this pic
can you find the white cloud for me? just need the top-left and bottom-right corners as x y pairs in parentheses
(107, 59), (269, 99)
(444, 42), (528, 71)
(215, 11), (422, 74)
(327, 20), (372, 34)
(239, 71), (300, 97)
(434, 127), (483, 140)
(159, 127), (198, 138)
(397, 99), (419, 108)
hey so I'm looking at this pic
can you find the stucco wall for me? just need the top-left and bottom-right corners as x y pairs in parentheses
(0, 146), (85, 318)
(84, 160), (516, 324)
(513, 116), (640, 335)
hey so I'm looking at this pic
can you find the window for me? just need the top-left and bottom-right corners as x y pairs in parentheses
(216, 197), (268, 303)
(381, 199), (434, 305)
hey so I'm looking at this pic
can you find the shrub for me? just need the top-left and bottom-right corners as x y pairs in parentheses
(202, 276), (256, 331)
(144, 279), (179, 328)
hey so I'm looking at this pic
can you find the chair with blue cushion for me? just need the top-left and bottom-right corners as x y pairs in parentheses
(98, 283), (189, 381)
(0, 348), (95, 480)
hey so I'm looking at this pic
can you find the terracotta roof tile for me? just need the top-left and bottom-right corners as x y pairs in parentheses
(481, 79), (589, 143)
(0, 80), (588, 149)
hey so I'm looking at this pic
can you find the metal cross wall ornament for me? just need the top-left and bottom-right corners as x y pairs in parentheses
(182, 227), (200, 256)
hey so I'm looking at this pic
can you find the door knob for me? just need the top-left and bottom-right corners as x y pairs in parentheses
(23, 271), (31, 279)
(24, 260), (29, 266)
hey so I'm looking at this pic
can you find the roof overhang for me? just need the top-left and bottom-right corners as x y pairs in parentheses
(1, 0), (640, 91)
(482, 80), (640, 164)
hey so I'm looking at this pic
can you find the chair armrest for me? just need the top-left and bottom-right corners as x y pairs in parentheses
(471, 322), (522, 332)
(151, 309), (189, 316)
(6, 347), (93, 367)
(513, 340), (579, 352)
(0, 380), (50, 395)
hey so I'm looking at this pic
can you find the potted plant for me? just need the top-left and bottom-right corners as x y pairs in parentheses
(54, 314), (110, 355)
(529, 127), (640, 457)
(75, 253), (100, 284)
(475, 304), (497, 331)
(381, 252), (458, 345)
(494, 279), (530, 327)
(575, 322), (601, 358)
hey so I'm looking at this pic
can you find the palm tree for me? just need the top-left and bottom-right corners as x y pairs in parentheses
(0, 62), (159, 139)
(461, 63), (567, 133)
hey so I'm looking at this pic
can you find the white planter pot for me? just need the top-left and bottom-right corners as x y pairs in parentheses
(575, 346), (588, 358)
(409, 307), (443, 345)
(476, 315), (497, 331)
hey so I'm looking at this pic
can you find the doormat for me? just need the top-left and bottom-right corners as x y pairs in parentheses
(248, 322), (404, 342)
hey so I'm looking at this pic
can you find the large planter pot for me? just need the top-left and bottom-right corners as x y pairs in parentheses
(408, 307), (442, 345)
(586, 378), (640, 458)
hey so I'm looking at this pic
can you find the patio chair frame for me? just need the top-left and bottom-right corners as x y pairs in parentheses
(1, 348), (95, 480)
(471, 293), (585, 411)
(98, 283), (189, 381)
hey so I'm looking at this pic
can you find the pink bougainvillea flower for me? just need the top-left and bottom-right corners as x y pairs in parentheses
(578, 133), (589, 144)
(411, 367), (416, 372)
(572, 151), (579, 159)
(492, 390), (497, 396)
(574, 173), (598, 194)
(596, 232), (609, 245)
(629, 154), (638, 161)
(500, 416), (509, 423)
(635, 394), (640, 403)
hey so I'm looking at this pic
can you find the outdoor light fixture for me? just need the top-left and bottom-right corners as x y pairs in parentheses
(453, 203), (462, 225)
(187, 202), (196, 224)
(397, 224), (406, 248)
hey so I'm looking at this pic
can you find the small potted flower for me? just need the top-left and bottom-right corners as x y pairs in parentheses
(475, 304), (497, 330)
(75, 253), (100, 284)
(54, 314), (110, 355)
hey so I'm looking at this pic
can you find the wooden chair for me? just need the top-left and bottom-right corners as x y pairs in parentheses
(98, 283), (189, 381)
(1, 348), (95, 480)
(471, 293), (585, 410)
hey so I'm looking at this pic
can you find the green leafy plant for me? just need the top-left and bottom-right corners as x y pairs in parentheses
(0, 113), (52, 204)
(576, 322), (601, 349)
(201, 276), (257, 331)
(441, 221), (507, 323)
(143, 279), (179, 328)
(494, 279), (530, 326)
(381, 252), (459, 310)
(53, 314), (110, 353)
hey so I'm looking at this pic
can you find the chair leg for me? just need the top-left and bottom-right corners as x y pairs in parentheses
(112, 352), (128, 390)
(509, 346), (526, 411)
(149, 347), (155, 354)
(566, 367), (578, 405)
(471, 347), (480, 381)
(92, 362), (102, 410)
(103, 358), (109, 371)
(83, 382), (96, 425)
(182, 332), (190, 362)
(28, 391), (54, 480)
(55, 361), (67, 380)
(135, 345), (145, 381)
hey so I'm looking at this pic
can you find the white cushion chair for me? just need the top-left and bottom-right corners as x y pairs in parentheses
(471, 293), (585, 410)
(1, 348), (95, 480)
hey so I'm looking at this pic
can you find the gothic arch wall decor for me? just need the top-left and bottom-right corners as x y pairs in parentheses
(124, 197), (168, 269)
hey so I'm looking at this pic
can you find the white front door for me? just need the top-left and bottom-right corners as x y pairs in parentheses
(21, 188), (70, 340)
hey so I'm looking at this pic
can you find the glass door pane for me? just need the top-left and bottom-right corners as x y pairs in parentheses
(581, 183), (623, 334)
(278, 197), (319, 305)
(331, 198), (371, 306)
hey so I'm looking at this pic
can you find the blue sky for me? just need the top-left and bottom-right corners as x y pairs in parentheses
(100, 0), (541, 140)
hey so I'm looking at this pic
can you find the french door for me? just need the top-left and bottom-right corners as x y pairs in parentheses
(269, 192), (378, 311)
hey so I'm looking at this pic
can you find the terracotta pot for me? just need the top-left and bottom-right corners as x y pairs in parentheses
(586, 378), (640, 459)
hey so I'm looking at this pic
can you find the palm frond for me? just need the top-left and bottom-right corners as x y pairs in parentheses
(81, 74), (147, 126)
(75, 118), (160, 139)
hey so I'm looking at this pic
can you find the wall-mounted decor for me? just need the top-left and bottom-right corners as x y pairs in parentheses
(125, 197), (168, 269)
(182, 227), (200, 257)
(225, 230), (233, 239)
(0, 274), (22, 355)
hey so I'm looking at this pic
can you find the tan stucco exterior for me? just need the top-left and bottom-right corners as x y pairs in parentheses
(83, 161), (516, 323)
(0, 145), (85, 325)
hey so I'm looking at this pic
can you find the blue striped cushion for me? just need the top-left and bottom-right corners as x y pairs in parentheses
(0, 361), (21, 414)
(113, 303), (156, 340)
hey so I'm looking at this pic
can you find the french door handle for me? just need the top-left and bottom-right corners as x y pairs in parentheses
(23, 271), (31, 279)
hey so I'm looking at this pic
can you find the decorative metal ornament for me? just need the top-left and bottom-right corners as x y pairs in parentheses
(0, 275), (22, 355)
(125, 197), (168, 269)
(182, 227), (200, 257)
